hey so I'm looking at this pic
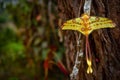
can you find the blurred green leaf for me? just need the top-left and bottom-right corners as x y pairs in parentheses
(0, 12), (10, 23)
(5, 42), (25, 58)
(0, 28), (17, 51)
(42, 48), (50, 60)
(8, 77), (19, 80)
(0, 28), (25, 61)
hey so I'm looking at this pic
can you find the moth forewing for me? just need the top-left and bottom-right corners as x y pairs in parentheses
(62, 18), (84, 32)
(89, 16), (115, 30)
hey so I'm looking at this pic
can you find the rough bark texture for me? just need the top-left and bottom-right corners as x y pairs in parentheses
(58, 0), (120, 80)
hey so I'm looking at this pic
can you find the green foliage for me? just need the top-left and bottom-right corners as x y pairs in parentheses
(0, 28), (26, 79)
(0, 27), (25, 60)
(8, 77), (19, 80)
(0, 0), (67, 80)
(0, 12), (9, 23)
(6, 1), (33, 27)
(0, 28), (16, 50)
(4, 42), (25, 60)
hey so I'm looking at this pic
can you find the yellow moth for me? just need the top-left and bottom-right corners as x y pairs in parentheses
(62, 13), (115, 36)
(62, 13), (115, 74)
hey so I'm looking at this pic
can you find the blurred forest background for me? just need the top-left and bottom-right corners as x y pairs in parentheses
(0, 0), (68, 80)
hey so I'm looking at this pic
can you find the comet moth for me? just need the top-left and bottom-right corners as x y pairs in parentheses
(61, 13), (115, 74)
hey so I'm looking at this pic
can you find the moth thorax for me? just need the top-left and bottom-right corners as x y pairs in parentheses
(81, 14), (90, 20)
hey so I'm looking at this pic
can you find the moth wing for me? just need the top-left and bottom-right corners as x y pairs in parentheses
(89, 16), (115, 30)
(62, 18), (84, 33)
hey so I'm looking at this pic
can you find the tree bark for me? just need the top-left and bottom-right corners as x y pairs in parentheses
(58, 0), (120, 80)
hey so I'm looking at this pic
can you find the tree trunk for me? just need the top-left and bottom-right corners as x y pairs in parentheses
(58, 0), (120, 80)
